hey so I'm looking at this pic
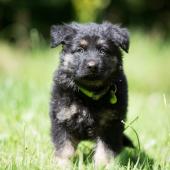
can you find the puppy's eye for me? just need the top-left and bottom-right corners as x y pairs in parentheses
(76, 47), (84, 53)
(99, 48), (107, 55)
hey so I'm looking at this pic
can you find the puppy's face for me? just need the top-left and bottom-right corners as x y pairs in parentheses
(51, 23), (129, 88)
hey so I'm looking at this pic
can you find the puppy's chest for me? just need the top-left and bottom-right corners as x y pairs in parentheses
(57, 101), (118, 128)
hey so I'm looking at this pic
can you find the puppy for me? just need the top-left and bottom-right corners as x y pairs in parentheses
(49, 22), (133, 168)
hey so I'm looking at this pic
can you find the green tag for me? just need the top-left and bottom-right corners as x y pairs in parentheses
(110, 90), (117, 104)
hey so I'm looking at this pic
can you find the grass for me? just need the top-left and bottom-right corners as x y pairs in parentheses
(0, 31), (170, 169)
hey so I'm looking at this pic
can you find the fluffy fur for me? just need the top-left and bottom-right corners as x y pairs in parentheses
(49, 22), (133, 167)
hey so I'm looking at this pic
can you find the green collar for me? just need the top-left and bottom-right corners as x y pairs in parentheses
(78, 85), (117, 104)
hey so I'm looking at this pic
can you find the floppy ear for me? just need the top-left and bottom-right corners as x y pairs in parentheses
(50, 24), (76, 48)
(105, 23), (130, 53)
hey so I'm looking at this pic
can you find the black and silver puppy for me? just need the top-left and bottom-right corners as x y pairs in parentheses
(50, 22), (133, 167)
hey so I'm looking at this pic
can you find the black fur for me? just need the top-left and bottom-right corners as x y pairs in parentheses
(49, 22), (133, 163)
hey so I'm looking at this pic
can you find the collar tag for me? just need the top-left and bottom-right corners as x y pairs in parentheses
(110, 90), (117, 104)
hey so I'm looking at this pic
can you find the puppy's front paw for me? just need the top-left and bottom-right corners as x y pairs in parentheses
(54, 139), (76, 169)
(94, 139), (115, 169)
(55, 157), (72, 170)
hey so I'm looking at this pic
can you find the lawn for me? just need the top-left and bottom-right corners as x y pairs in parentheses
(0, 31), (170, 170)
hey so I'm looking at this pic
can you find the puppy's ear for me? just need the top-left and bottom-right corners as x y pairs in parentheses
(50, 25), (76, 48)
(105, 23), (130, 53)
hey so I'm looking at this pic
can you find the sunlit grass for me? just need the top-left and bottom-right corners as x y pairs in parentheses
(0, 32), (170, 169)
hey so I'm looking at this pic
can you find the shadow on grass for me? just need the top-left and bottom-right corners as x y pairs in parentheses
(118, 148), (154, 169)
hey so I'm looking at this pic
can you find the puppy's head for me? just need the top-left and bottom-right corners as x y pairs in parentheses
(51, 22), (129, 89)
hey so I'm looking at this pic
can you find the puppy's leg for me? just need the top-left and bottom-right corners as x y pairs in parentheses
(94, 138), (115, 168)
(51, 124), (77, 169)
(55, 138), (76, 168)
(94, 121), (124, 168)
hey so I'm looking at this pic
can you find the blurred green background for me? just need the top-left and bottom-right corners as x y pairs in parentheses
(0, 0), (170, 45)
(0, 0), (170, 169)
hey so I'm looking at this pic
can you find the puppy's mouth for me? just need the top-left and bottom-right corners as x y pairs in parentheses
(74, 74), (105, 88)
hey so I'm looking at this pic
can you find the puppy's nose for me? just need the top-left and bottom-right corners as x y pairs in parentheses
(87, 60), (98, 71)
